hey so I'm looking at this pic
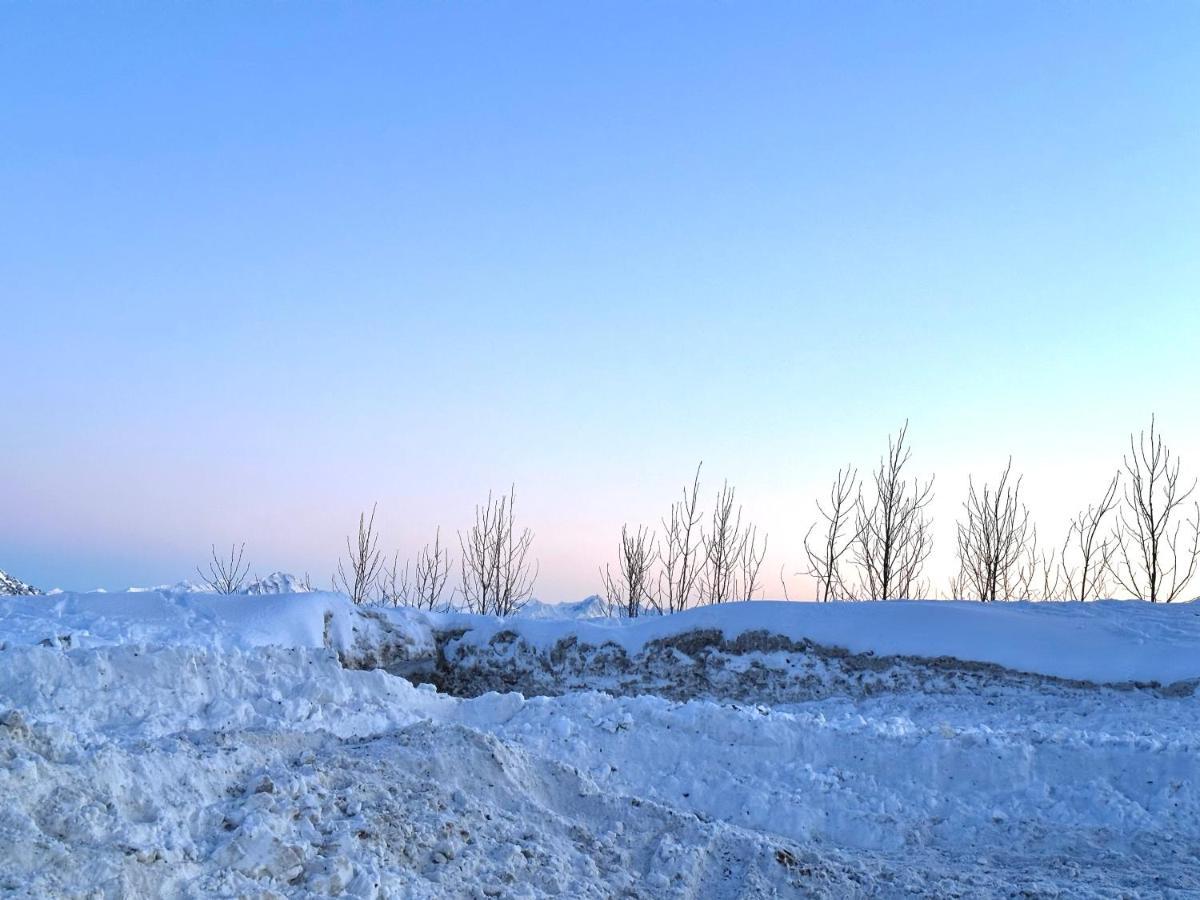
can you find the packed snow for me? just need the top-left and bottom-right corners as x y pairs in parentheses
(1, 590), (1198, 897)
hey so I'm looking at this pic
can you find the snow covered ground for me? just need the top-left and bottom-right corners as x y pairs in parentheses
(1, 591), (1198, 897)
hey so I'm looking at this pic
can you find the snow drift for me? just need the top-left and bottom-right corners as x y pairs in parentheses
(2, 591), (1199, 897)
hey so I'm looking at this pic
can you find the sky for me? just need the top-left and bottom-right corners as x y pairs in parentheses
(2, 2), (1199, 599)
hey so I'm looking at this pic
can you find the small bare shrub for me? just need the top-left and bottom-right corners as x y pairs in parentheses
(1060, 475), (1120, 601)
(336, 504), (385, 605)
(197, 543), (250, 594)
(601, 525), (657, 618)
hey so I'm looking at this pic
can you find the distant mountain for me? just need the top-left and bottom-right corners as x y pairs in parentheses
(0, 569), (40, 596)
(142, 580), (207, 596)
(242, 572), (312, 595)
(516, 595), (608, 620)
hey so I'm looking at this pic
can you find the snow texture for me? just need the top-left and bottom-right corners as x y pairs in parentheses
(1, 591), (1199, 897)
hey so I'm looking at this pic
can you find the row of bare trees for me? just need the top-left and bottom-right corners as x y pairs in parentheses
(803, 422), (935, 601)
(197, 488), (537, 614)
(600, 465), (769, 617)
(335, 489), (537, 614)
(803, 418), (1199, 603)
(199, 417), (1197, 610)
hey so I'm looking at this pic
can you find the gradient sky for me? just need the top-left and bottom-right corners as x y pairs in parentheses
(3, 2), (1199, 598)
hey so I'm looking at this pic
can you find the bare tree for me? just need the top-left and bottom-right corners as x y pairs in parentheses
(336, 504), (385, 605)
(804, 466), (861, 601)
(197, 543), (250, 594)
(601, 525), (657, 618)
(411, 528), (454, 611)
(1060, 475), (1120, 601)
(458, 487), (538, 617)
(656, 463), (704, 614)
(700, 480), (745, 605)
(1012, 530), (1062, 601)
(698, 480), (767, 604)
(954, 459), (1033, 601)
(737, 524), (768, 601)
(378, 552), (411, 607)
(853, 422), (934, 600)
(1109, 417), (1200, 603)
(947, 570), (967, 601)
(378, 530), (454, 611)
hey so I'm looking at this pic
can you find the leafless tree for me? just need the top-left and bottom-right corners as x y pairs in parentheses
(907, 577), (932, 601)
(336, 504), (385, 605)
(700, 480), (744, 604)
(601, 525), (657, 618)
(197, 543), (250, 594)
(804, 466), (861, 601)
(947, 570), (966, 601)
(737, 524), (768, 601)
(378, 552), (411, 607)
(1060, 475), (1120, 601)
(411, 528), (455, 611)
(954, 459), (1033, 601)
(698, 480), (767, 604)
(853, 422), (934, 600)
(1109, 417), (1200, 603)
(378, 530), (454, 611)
(1011, 530), (1062, 601)
(458, 487), (538, 616)
(656, 463), (704, 614)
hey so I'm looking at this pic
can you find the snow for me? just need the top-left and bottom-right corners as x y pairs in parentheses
(242, 571), (313, 595)
(0, 568), (39, 596)
(441, 598), (1200, 685)
(2, 591), (1199, 896)
(0, 590), (433, 663)
(512, 595), (607, 620)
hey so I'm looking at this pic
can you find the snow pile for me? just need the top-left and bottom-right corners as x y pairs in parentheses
(3, 592), (1200, 896)
(0, 590), (434, 668)
(440, 599), (1200, 685)
(242, 572), (312, 595)
(0, 568), (39, 596)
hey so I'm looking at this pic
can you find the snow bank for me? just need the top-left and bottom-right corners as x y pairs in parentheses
(440, 599), (1200, 685)
(3, 590), (1200, 895)
(5, 592), (1199, 685)
(0, 590), (435, 665)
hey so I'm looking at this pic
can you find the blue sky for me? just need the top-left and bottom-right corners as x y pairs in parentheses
(3, 2), (1198, 597)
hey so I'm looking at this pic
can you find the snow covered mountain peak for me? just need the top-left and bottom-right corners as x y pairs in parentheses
(242, 571), (312, 595)
(514, 594), (608, 619)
